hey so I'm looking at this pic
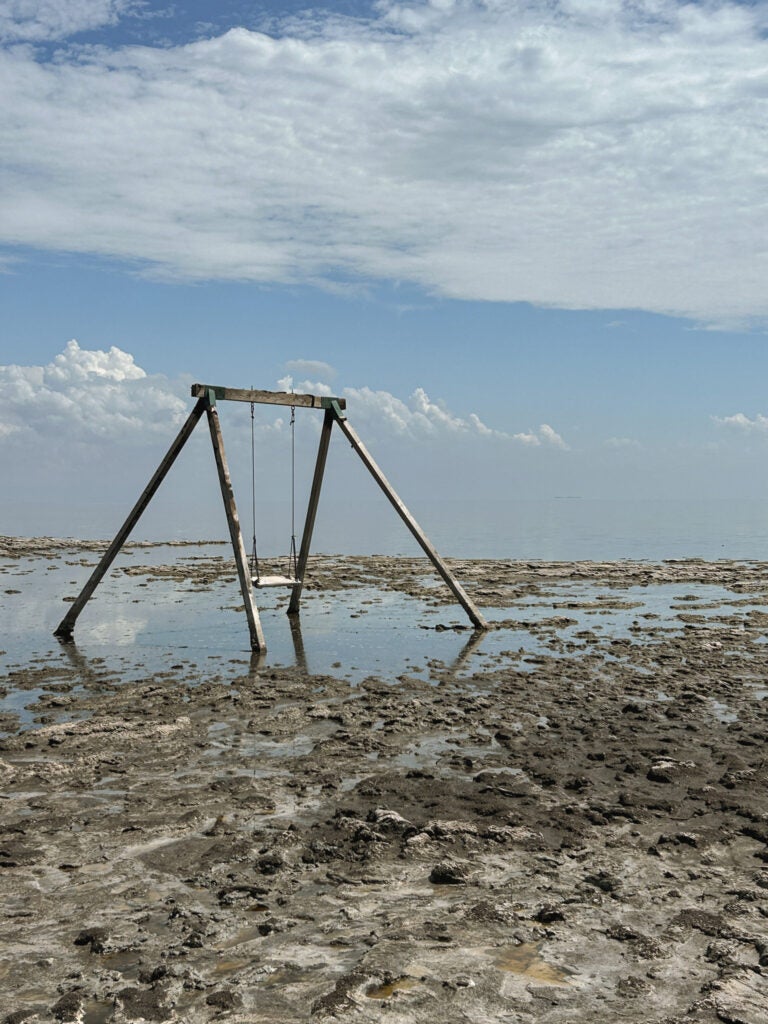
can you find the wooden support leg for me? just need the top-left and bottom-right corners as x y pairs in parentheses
(287, 408), (334, 615)
(206, 403), (267, 651)
(54, 397), (207, 640)
(334, 416), (489, 631)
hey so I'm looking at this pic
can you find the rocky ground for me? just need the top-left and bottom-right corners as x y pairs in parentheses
(2, 540), (768, 1023)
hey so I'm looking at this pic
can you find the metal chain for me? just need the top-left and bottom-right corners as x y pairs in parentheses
(289, 404), (297, 577)
(250, 400), (259, 578)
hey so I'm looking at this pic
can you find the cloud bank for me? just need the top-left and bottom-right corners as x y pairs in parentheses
(0, 340), (187, 443)
(1, 1), (767, 323)
(0, 342), (567, 452)
(713, 412), (768, 434)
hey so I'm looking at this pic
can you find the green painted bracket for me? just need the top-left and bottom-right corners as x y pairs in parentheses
(322, 397), (347, 420)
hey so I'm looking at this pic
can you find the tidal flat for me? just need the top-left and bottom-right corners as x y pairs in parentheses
(1, 538), (768, 1023)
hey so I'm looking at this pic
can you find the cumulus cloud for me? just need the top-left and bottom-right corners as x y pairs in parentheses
(284, 360), (337, 383)
(713, 412), (768, 433)
(511, 424), (569, 449)
(342, 384), (568, 447)
(0, 345), (567, 456)
(276, 374), (334, 397)
(0, 340), (187, 443)
(0, 0), (138, 42)
(1, 2), (767, 322)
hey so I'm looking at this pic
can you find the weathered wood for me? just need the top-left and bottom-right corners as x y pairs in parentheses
(54, 397), (207, 640)
(253, 575), (300, 588)
(287, 408), (335, 615)
(334, 416), (489, 631)
(191, 384), (346, 411)
(205, 404), (267, 651)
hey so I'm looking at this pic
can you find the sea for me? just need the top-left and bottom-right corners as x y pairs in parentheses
(4, 496), (768, 561)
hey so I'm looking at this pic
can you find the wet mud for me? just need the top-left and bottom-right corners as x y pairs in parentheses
(2, 539), (768, 1022)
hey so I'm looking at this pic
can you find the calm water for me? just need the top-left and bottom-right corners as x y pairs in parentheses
(2, 539), (765, 724)
(5, 497), (768, 561)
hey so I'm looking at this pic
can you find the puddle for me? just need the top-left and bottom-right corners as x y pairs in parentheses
(710, 699), (738, 723)
(366, 975), (420, 999)
(492, 943), (570, 985)
(99, 949), (142, 974)
(392, 732), (497, 772)
(83, 1001), (114, 1024)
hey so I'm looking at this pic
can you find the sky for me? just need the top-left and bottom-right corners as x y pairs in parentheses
(2, 0), (768, 547)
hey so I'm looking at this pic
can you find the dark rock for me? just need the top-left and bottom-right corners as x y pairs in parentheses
(206, 989), (239, 1009)
(671, 909), (736, 938)
(535, 904), (565, 924)
(116, 986), (171, 1022)
(74, 926), (109, 953)
(429, 861), (468, 885)
(50, 993), (82, 1022)
(584, 870), (621, 894)
(256, 852), (284, 875)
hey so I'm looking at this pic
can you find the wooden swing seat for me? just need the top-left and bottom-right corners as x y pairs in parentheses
(252, 574), (300, 588)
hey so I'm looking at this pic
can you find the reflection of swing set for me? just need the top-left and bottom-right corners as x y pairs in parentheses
(55, 384), (488, 650)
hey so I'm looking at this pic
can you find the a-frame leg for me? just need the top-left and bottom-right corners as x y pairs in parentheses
(205, 401), (267, 651)
(334, 414), (489, 631)
(287, 407), (334, 616)
(54, 397), (208, 641)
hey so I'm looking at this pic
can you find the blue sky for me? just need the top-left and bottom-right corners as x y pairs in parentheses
(2, 1), (768, 542)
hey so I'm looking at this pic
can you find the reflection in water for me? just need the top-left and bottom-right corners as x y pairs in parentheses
(5, 543), (768, 727)
(288, 614), (308, 674)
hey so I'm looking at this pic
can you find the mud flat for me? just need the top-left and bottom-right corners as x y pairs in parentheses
(1, 541), (768, 1022)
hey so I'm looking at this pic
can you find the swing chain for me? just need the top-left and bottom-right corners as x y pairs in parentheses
(288, 403), (298, 579)
(250, 400), (260, 579)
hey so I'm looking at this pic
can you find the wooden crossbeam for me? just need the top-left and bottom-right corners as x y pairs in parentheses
(191, 384), (346, 410)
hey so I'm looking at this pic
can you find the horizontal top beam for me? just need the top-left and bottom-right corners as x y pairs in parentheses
(191, 384), (346, 410)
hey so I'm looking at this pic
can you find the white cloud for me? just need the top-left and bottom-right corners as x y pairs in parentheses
(343, 384), (500, 438)
(0, 340), (187, 443)
(0, 345), (566, 456)
(538, 423), (568, 450)
(713, 412), (768, 433)
(276, 374), (334, 397)
(604, 436), (642, 449)
(342, 384), (567, 447)
(0, 2), (767, 323)
(511, 424), (569, 448)
(0, 0), (138, 42)
(285, 359), (337, 382)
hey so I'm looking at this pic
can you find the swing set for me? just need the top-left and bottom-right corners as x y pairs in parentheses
(54, 383), (488, 651)
(248, 398), (300, 589)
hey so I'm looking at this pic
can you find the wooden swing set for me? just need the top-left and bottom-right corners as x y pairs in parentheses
(54, 383), (488, 650)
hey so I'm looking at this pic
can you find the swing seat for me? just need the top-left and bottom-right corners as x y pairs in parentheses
(252, 574), (300, 588)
